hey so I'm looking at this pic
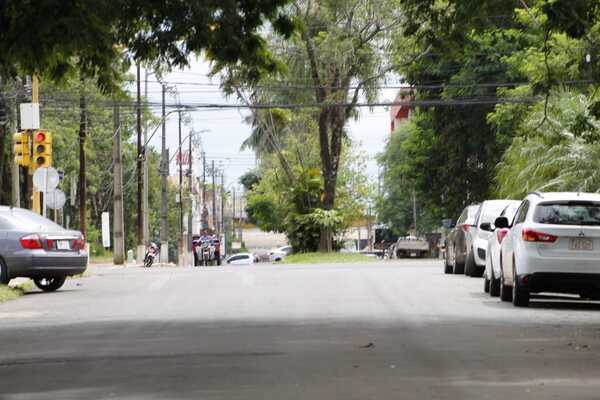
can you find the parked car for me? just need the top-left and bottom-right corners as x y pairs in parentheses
(483, 201), (522, 295)
(269, 245), (293, 262)
(444, 204), (480, 274)
(394, 235), (429, 258)
(0, 206), (87, 292)
(467, 200), (523, 277)
(226, 253), (255, 265)
(497, 192), (600, 307)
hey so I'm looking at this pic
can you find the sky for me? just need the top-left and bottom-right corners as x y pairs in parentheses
(135, 60), (396, 190)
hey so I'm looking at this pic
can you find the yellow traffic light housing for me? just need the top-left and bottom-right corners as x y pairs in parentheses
(13, 131), (31, 167)
(31, 130), (52, 169)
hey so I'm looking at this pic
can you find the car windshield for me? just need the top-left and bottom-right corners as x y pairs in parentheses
(479, 202), (513, 224)
(0, 209), (64, 232)
(533, 202), (600, 226)
(464, 205), (480, 225)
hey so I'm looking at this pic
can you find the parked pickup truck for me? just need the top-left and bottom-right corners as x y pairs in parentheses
(394, 235), (429, 258)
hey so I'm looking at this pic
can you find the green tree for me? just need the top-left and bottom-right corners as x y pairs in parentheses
(0, 0), (294, 92)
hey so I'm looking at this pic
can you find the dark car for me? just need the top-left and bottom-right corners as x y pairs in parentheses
(444, 204), (480, 274)
(0, 206), (88, 291)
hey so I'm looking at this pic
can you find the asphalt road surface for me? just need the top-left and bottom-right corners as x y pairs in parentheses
(2, 259), (600, 400)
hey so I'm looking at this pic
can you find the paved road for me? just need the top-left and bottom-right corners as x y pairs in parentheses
(1, 260), (600, 399)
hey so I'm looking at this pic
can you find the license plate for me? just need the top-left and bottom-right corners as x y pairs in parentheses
(570, 238), (593, 251)
(57, 240), (70, 250)
(410, 252), (417, 257)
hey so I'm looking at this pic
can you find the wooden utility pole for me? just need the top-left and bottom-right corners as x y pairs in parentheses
(112, 104), (125, 264)
(220, 172), (225, 236)
(187, 129), (193, 254)
(211, 160), (216, 232)
(136, 64), (143, 252)
(160, 84), (168, 263)
(78, 87), (87, 238)
(178, 111), (183, 263)
(232, 187), (236, 240)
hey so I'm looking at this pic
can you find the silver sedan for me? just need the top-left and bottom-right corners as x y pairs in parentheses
(0, 206), (87, 292)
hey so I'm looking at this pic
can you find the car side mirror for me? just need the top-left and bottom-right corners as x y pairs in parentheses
(479, 222), (493, 231)
(494, 216), (509, 229)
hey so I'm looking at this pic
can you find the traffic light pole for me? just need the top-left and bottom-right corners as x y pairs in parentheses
(31, 75), (41, 214)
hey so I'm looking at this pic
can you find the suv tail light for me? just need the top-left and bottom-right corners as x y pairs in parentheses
(461, 224), (470, 233)
(496, 228), (509, 244)
(20, 234), (43, 249)
(522, 228), (557, 243)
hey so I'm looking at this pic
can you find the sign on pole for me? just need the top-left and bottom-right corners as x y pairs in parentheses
(102, 212), (111, 248)
(33, 167), (59, 192)
(19, 103), (40, 129)
(45, 189), (66, 210)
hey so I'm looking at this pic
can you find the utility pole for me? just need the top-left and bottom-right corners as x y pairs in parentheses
(160, 84), (168, 263)
(78, 84), (87, 239)
(112, 104), (125, 265)
(142, 68), (149, 246)
(201, 151), (208, 229)
(187, 129), (193, 256)
(219, 170), (225, 234)
(232, 187), (236, 240)
(212, 160), (217, 232)
(178, 110), (184, 265)
(11, 85), (20, 207)
(136, 63), (143, 261)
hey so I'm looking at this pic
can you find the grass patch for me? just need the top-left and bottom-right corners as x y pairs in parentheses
(90, 255), (114, 264)
(0, 280), (33, 303)
(282, 252), (378, 264)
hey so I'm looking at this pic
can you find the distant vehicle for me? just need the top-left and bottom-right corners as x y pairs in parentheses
(226, 253), (255, 265)
(0, 206), (87, 292)
(498, 192), (600, 307)
(467, 200), (522, 277)
(269, 245), (293, 262)
(484, 201), (522, 296)
(444, 204), (480, 274)
(143, 242), (159, 268)
(394, 235), (429, 258)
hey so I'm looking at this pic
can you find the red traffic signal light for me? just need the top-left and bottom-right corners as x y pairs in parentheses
(35, 131), (46, 142)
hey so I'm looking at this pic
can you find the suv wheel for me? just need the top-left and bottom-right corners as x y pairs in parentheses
(0, 259), (9, 285)
(500, 272), (512, 302)
(464, 250), (476, 276)
(483, 274), (490, 293)
(444, 250), (452, 274)
(489, 268), (501, 297)
(452, 247), (464, 274)
(512, 269), (530, 307)
(34, 277), (66, 292)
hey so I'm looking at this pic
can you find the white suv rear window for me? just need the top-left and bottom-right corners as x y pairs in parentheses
(533, 202), (600, 226)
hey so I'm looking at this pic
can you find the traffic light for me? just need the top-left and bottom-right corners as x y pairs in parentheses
(13, 131), (31, 167)
(31, 130), (52, 169)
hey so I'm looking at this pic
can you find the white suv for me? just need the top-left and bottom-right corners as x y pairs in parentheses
(497, 192), (600, 307)
(466, 200), (519, 277)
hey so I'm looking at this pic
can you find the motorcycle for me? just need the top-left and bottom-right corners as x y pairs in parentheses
(193, 236), (222, 266)
(144, 242), (159, 268)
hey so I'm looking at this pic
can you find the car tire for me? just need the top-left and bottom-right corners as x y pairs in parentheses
(452, 245), (465, 274)
(489, 268), (501, 297)
(483, 275), (490, 293)
(464, 250), (476, 277)
(0, 258), (9, 285)
(500, 273), (512, 302)
(34, 277), (66, 292)
(444, 252), (453, 274)
(512, 269), (530, 307)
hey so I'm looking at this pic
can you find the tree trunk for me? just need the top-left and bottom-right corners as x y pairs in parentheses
(318, 108), (345, 252)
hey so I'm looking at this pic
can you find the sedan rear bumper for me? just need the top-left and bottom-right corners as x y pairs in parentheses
(6, 252), (88, 279)
(518, 272), (600, 295)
